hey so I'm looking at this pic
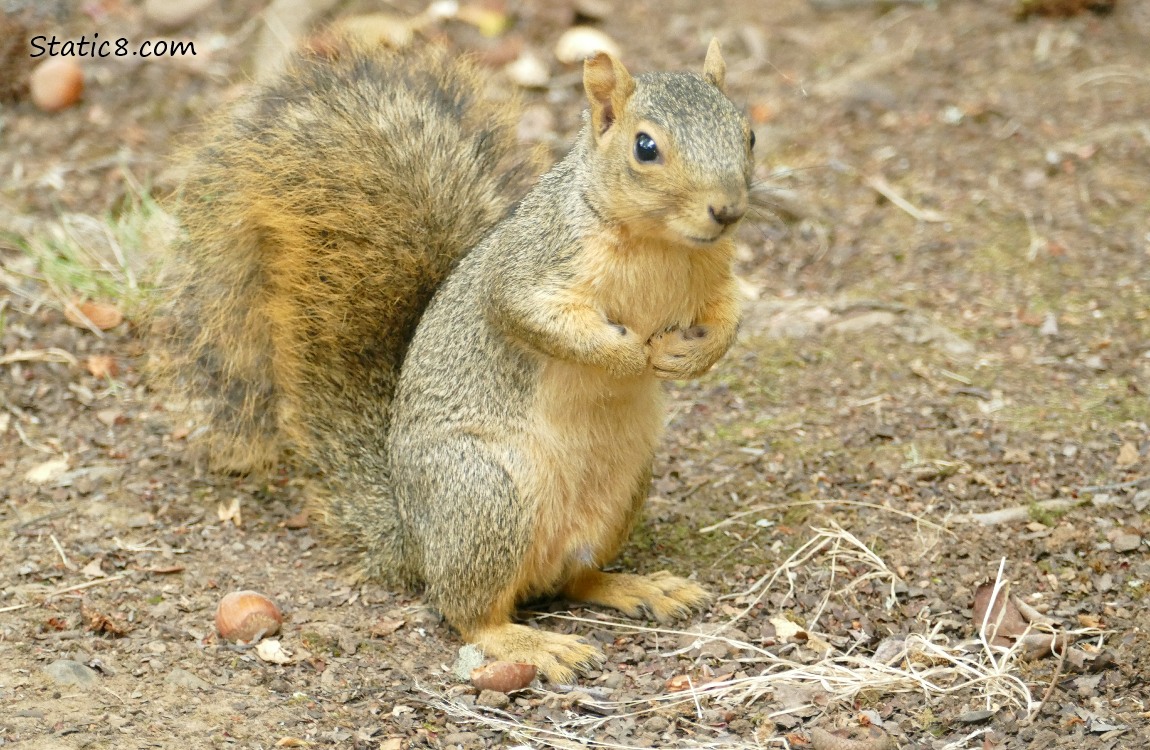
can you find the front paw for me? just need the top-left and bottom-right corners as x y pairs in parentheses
(601, 319), (649, 377)
(648, 326), (720, 380)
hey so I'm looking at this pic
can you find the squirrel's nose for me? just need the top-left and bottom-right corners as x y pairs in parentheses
(708, 202), (745, 227)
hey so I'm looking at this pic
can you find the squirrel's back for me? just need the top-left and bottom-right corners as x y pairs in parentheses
(152, 43), (534, 473)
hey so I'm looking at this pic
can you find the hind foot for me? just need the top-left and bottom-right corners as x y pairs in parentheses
(564, 569), (712, 623)
(464, 622), (605, 684)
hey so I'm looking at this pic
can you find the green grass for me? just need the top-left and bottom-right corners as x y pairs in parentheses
(2, 180), (172, 319)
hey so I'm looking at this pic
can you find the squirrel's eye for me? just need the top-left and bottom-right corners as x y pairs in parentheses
(634, 132), (659, 163)
(749, 130), (756, 150)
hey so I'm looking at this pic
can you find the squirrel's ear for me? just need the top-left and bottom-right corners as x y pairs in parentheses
(703, 38), (727, 93)
(584, 52), (635, 137)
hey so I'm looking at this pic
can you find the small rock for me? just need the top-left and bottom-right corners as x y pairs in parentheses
(957, 709), (995, 724)
(451, 644), (486, 681)
(441, 731), (481, 746)
(44, 659), (99, 688)
(575, 0), (614, 19)
(1133, 490), (1150, 512)
(642, 715), (670, 733)
(476, 689), (510, 708)
(165, 668), (210, 691)
(1039, 312), (1059, 337)
(144, 0), (213, 29)
(1113, 533), (1142, 553)
(828, 310), (898, 335)
(697, 639), (731, 660)
(1096, 573), (1113, 593)
(599, 670), (624, 689)
(25, 458), (69, 485)
(505, 52), (550, 88)
(1074, 674), (1103, 697)
(554, 26), (620, 64)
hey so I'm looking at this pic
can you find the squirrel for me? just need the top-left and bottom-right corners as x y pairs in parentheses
(153, 36), (753, 682)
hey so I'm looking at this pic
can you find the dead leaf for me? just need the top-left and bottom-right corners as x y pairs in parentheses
(283, 510), (310, 529)
(378, 739), (403, 750)
(369, 617), (405, 638)
(255, 639), (292, 665)
(81, 600), (132, 636)
(769, 615), (805, 641)
(1015, 632), (1072, 659)
(1077, 613), (1104, 629)
(86, 354), (118, 378)
(810, 725), (894, 750)
(81, 558), (106, 579)
(65, 300), (123, 331)
(1116, 441), (1139, 467)
(972, 582), (1028, 645)
(218, 497), (243, 526)
(274, 738), (311, 748)
(457, 4), (510, 37)
(24, 458), (69, 485)
(96, 409), (123, 427)
(140, 565), (186, 575)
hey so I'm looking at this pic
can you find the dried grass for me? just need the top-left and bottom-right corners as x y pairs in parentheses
(425, 525), (1099, 749)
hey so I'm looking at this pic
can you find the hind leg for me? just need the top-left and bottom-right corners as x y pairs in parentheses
(393, 434), (604, 682)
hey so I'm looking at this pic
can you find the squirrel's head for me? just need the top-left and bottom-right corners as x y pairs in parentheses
(582, 40), (753, 248)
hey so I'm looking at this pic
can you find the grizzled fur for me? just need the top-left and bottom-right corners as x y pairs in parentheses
(155, 39), (753, 682)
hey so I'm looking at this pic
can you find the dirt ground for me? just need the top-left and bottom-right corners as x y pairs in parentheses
(2, 0), (1149, 748)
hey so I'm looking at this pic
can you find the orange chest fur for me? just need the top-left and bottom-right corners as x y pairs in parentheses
(573, 233), (736, 340)
(503, 235), (735, 598)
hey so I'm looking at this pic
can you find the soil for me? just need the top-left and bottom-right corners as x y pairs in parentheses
(2, 0), (1149, 748)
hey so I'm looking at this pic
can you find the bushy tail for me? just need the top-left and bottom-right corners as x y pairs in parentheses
(150, 42), (535, 480)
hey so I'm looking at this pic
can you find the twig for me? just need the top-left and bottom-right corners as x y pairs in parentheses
(0, 348), (79, 367)
(12, 421), (57, 454)
(950, 497), (1079, 526)
(12, 508), (73, 532)
(0, 573), (128, 614)
(703, 499), (954, 537)
(860, 174), (946, 223)
(1027, 636), (1068, 725)
(50, 534), (77, 571)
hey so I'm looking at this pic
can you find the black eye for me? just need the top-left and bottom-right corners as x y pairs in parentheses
(749, 130), (756, 149)
(634, 132), (659, 163)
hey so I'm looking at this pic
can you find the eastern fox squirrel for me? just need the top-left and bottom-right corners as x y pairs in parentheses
(154, 37), (753, 682)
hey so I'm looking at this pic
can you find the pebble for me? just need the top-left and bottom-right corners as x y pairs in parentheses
(166, 668), (210, 691)
(44, 659), (99, 688)
(476, 689), (510, 708)
(1113, 533), (1142, 553)
(144, 0), (214, 29)
(517, 104), (556, 144)
(599, 670), (624, 689)
(957, 709), (994, 724)
(554, 26), (621, 64)
(505, 52), (550, 89)
(451, 644), (485, 681)
(642, 715), (670, 732)
(441, 731), (481, 746)
(697, 639), (732, 660)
